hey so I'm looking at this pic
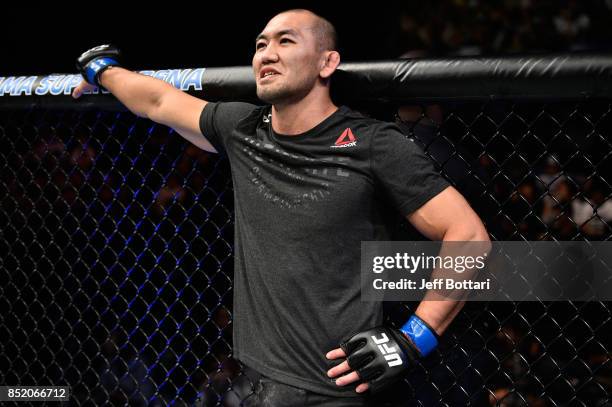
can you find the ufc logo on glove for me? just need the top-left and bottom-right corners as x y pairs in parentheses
(371, 333), (403, 367)
(339, 317), (439, 393)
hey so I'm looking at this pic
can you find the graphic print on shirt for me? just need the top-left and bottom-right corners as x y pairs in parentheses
(241, 135), (351, 209)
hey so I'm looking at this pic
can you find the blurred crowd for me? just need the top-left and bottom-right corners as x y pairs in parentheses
(393, 0), (611, 58)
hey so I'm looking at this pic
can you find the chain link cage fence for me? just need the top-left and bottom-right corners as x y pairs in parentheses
(1, 56), (611, 406)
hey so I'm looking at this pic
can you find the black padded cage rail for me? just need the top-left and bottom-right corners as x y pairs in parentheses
(0, 54), (611, 406)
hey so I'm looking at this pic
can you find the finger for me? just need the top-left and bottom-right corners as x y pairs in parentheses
(72, 81), (93, 99)
(72, 82), (84, 99)
(356, 383), (369, 393)
(327, 360), (351, 378)
(325, 348), (346, 360)
(334, 371), (360, 387)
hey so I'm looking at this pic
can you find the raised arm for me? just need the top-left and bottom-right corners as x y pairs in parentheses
(72, 45), (217, 153)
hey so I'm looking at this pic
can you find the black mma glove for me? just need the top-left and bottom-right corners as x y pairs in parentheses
(76, 44), (122, 87)
(340, 315), (439, 393)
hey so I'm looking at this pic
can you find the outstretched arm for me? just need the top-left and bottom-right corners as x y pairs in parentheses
(72, 45), (217, 153)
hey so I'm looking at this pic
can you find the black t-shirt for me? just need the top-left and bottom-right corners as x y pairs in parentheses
(199, 102), (449, 396)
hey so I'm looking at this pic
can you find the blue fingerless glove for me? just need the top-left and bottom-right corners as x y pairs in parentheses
(76, 44), (122, 87)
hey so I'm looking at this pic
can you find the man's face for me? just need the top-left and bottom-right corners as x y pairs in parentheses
(252, 11), (324, 105)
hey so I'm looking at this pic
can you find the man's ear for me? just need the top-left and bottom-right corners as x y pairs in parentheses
(320, 51), (341, 79)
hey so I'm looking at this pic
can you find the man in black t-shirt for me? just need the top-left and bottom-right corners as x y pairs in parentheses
(73, 9), (490, 406)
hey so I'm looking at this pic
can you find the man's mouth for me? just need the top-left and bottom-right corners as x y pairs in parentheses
(260, 68), (280, 79)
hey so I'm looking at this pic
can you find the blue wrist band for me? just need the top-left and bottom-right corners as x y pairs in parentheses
(85, 57), (119, 86)
(400, 315), (438, 357)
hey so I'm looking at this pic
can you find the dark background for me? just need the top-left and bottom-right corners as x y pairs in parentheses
(1, 2), (400, 75)
(2, 0), (612, 77)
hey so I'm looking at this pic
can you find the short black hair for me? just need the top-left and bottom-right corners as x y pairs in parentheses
(280, 9), (338, 51)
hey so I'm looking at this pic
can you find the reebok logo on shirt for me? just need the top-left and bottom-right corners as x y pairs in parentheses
(331, 128), (357, 148)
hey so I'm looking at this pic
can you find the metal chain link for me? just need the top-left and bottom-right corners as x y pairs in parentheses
(1, 99), (610, 406)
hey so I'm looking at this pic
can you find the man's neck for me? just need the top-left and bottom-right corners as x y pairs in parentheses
(271, 92), (338, 135)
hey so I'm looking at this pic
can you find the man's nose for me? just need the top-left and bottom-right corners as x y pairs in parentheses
(260, 43), (280, 64)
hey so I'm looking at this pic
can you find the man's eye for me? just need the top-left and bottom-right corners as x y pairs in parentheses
(280, 38), (293, 44)
(256, 42), (266, 50)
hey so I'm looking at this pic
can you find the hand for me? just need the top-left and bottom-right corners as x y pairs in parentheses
(76, 44), (122, 87)
(326, 347), (370, 393)
(326, 326), (420, 394)
(72, 80), (97, 99)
